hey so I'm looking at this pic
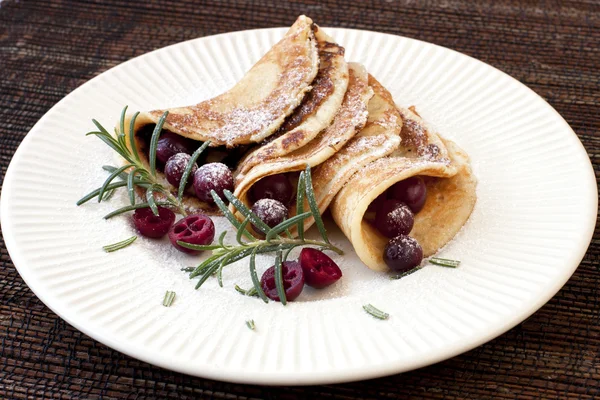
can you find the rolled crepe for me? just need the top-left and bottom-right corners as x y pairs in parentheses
(287, 74), (403, 233)
(231, 62), (373, 216)
(124, 15), (319, 148)
(120, 16), (322, 214)
(331, 107), (477, 271)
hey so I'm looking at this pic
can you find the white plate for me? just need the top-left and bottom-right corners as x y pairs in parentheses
(1, 27), (597, 385)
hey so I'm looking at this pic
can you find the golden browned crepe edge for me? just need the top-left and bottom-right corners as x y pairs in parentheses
(234, 27), (349, 176)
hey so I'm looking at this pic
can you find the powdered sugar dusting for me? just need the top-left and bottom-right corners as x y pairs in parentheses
(208, 106), (275, 143)
(396, 107), (451, 163)
(253, 198), (288, 222)
(388, 203), (412, 225)
(389, 234), (420, 250)
(166, 152), (194, 175)
(345, 135), (386, 153)
(197, 162), (231, 184)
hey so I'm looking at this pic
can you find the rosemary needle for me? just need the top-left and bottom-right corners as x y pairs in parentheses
(429, 257), (461, 268)
(363, 304), (389, 320)
(390, 266), (422, 280)
(101, 188), (116, 201)
(163, 291), (176, 307)
(246, 320), (255, 330)
(102, 236), (137, 253)
(235, 285), (258, 297)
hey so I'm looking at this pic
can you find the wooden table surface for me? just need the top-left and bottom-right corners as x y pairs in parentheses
(1, 0), (599, 398)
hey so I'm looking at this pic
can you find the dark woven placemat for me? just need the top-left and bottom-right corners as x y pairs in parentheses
(1, 0), (599, 398)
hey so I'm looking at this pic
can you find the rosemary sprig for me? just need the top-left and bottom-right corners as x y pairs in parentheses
(98, 164), (131, 202)
(211, 190), (255, 242)
(235, 285), (258, 297)
(390, 266), (422, 280)
(148, 112), (168, 176)
(302, 165), (329, 244)
(103, 201), (171, 220)
(274, 249), (286, 305)
(163, 290), (176, 307)
(102, 236), (137, 252)
(296, 171), (306, 240)
(77, 106), (210, 217)
(250, 248), (269, 303)
(178, 166), (343, 305)
(246, 320), (255, 330)
(178, 141), (210, 202)
(429, 257), (461, 268)
(363, 304), (389, 320)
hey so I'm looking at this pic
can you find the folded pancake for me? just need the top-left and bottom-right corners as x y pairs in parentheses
(330, 107), (477, 271)
(118, 16), (320, 214)
(125, 15), (319, 148)
(231, 62), (373, 218)
(287, 74), (403, 234)
(235, 26), (349, 176)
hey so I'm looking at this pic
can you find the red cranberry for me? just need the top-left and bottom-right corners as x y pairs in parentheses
(260, 261), (304, 302)
(156, 131), (195, 164)
(168, 214), (215, 254)
(390, 176), (427, 213)
(193, 163), (234, 204)
(375, 199), (414, 238)
(249, 173), (294, 205)
(132, 206), (175, 238)
(299, 248), (342, 289)
(251, 199), (288, 232)
(165, 153), (197, 188)
(383, 235), (423, 273)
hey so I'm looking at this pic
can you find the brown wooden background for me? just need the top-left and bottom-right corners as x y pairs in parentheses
(1, 0), (599, 398)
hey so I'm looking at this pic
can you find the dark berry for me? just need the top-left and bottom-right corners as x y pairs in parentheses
(168, 214), (215, 254)
(374, 199), (414, 238)
(251, 199), (288, 233)
(383, 235), (423, 273)
(156, 131), (195, 164)
(390, 176), (427, 213)
(132, 206), (175, 238)
(299, 248), (342, 289)
(364, 192), (388, 223)
(260, 261), (304, 302)
(165, 153), (197, 188)
(193, 163), (234, 204)
(249, 173), (294, 205)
